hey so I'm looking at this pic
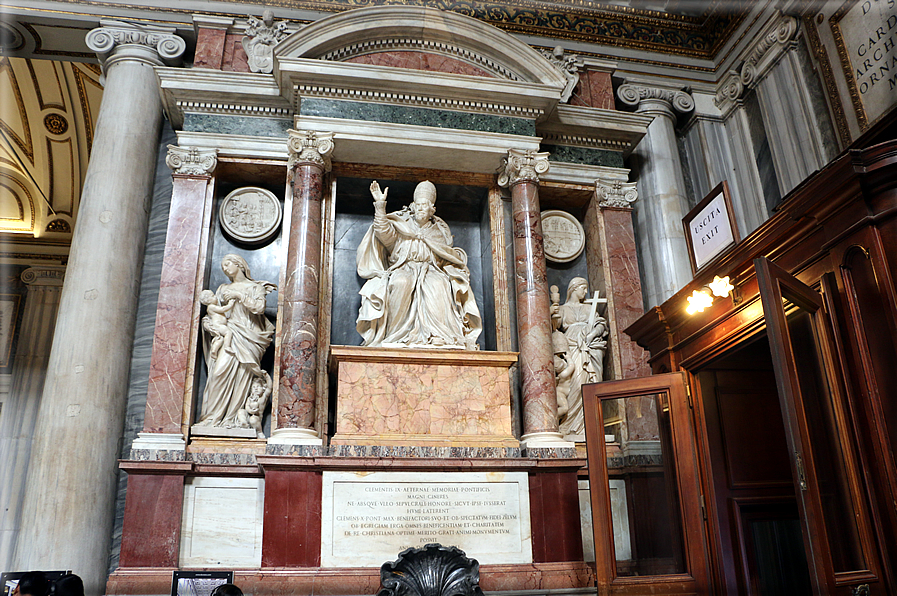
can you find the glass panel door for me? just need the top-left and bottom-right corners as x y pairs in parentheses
(583, 373), (709, 594)
(754, 257), (881, 593)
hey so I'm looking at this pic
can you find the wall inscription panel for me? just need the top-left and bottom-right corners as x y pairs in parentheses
(832, 0), (897, 129)
(321, 471), (533, 567)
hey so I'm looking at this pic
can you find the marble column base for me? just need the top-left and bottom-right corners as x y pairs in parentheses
(520, 431), (575, 449)
(128, 432), (186, 461)
(267, 427), (323, 446)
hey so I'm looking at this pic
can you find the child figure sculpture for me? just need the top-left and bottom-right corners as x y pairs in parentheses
(199, 289), (236, 360)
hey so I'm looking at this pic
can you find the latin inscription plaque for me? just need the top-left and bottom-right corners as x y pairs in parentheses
(321, 471), (533, 567)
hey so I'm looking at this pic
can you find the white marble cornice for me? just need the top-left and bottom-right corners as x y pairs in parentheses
(86, 20), (185, 69)
(287, 130), (334, 172)
(497, 149), (550, 187)
(155, 67), (290, 128)
(537, 105), (651, 157)
(539, 163), (629, 187)
(166, 145), (217, 176)
(617, 83), (695, 114)
(714, 12), (799, 112)
(595, 178), (638, 209)
(21, 266), (65, 287)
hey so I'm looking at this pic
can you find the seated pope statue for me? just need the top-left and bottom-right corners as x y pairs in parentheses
(356, 180), (482, 349)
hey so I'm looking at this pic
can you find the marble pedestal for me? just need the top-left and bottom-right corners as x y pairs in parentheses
(329, 346), (519, 448)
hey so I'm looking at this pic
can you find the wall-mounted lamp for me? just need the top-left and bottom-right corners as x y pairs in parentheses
(685, 275), (734, 315)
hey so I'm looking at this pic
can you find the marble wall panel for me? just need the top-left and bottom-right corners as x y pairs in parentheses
(346, 51), (496, 78)
(333, 359), (514, 442)
(194, 28), (226, 69)
(299, 99), (536, 136)
(571, 70), (615, 110)
(144, 176), (209, 434)
(119, 474), (184, 567)
(109, 124), (176, 573)
(179, 477), (265, 568)
(542, 145), (624, 168)
(262, 470), (322, 567)
(222, 33), (250, 72)
(183, 114), (291, 138)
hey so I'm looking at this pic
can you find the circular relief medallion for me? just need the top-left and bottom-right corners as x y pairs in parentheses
(43, 113), (68, 135)
(541, 210), (585, 263)
(219, 187), (282, 245)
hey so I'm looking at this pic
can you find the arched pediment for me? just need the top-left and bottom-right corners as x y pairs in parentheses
(275, 6), (567, 88)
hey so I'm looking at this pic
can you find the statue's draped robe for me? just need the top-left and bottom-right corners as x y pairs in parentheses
(556, 302), (606, 436)
(197, 280), (274, 427)
(356, 208), (482, 349)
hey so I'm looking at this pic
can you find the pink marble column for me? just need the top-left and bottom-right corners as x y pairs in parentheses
(269, 131), (333, 446)
(498, 149), (569, 447)
(138, 147), (217, 448)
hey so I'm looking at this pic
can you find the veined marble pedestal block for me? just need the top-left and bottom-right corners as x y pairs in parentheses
(329, 347), (518, 447)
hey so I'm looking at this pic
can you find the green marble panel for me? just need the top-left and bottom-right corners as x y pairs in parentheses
(542, 144), (624, 168)
(299, 98), (536, 136)
(183, 114), (292, 138)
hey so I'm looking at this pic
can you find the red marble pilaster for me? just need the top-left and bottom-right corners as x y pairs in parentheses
(144, 170), (213, 434)
(261, 469), (323, 567)
(529, 470), (584, 563)
(194, 28), (227, 69)
(222, 34), (250, 72)
(119, 471), (189, 567)
(510, 180), (559, 436)
(277, 163), (325, 430)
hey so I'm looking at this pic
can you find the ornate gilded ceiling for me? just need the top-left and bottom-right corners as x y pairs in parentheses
(266, 0), (745, 58)
(0, 57), (101, 260)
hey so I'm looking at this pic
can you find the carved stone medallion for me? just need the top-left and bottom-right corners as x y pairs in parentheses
(541, 210), (585, 263)
(219, 186), (282, 245)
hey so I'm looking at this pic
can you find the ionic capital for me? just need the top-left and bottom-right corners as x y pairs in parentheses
(166, 145), (218, 176)
(497, 149), (550, 187)
(595, 178), (638, 209)
(617, 83), (695, 116)
(21, 266), (66, 287)
(86, 20), (186, 69)
(287, 130), (334, 172)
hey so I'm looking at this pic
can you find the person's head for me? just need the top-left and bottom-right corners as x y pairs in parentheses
(250, 376), (266, 398)
(13, 572), (49, 596)
(221, 254), (251, 282)
(210, 583), (244, 596)
(412, 181), (436, 224)
(566, 277), (588, 303)
(199, 289), (217, 305)
(52, 574), (84, 596)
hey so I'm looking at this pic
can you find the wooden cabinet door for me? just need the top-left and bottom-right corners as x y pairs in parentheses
(755, 257), (882, 595)
(583, 372), (710, 595)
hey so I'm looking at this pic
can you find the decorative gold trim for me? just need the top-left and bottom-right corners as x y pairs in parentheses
(0, 172), (35, 230)
(71, 63), (101, 150)
(803, 15), (851, 146)
(830, 0), (868, 130)
(25, 59), (66, 112)
(0, 58), (34, 163)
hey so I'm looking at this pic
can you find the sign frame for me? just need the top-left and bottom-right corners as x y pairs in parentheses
(682, 180), (739, 275)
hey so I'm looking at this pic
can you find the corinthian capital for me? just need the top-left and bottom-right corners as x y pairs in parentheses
(86, 20), (186, 68)
(287, 130), (334, 172)
(497, 149), (550, 187)
(617, 84), (695, 114)
(595, 178), (638, 209)
(166, 145), (218, 176)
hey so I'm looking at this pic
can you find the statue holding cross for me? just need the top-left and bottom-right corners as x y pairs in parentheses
(550, 277), (609, 438)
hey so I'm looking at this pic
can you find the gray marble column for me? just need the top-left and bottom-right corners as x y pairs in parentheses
(0, 267), (64, 572)
(618, 83), (695, 309)
(14, 21), (184, 595)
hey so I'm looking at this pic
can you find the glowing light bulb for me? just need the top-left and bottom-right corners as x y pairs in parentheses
(685, 289), (714, 315)
(709, 275), (734, 298)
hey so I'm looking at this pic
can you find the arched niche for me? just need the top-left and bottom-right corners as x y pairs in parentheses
(274, 5), (567, 88)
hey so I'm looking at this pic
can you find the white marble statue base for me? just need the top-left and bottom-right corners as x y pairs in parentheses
(267, 427), (323, 446)
(190, 425), (257, 439)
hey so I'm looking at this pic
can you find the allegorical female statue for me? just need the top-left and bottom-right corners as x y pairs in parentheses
(356, 180), (482, 349)
(195, 254), (276, 430)
(551, 277), (609, 437)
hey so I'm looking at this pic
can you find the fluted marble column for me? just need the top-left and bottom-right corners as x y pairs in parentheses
(617, 83), (695, 309)
(269, 130), (332, 447)
(134, 146), (217, 453)
(0, 267), (64, 571)
(14, 21), (184, 594)
(498, 149), (569, 449)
